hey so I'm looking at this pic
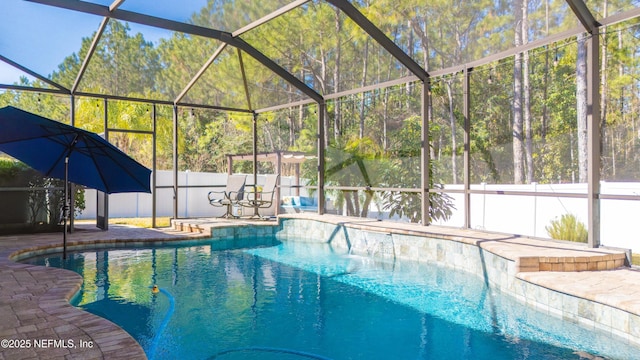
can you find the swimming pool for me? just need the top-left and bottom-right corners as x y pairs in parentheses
(24, 237), (638, 360)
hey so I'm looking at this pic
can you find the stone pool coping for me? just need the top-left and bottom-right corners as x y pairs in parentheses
(1, 214), (639, 359)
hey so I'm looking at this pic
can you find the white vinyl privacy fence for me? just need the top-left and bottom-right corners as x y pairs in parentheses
(79, 170), (305, 220)
(78, 171), (640, 252)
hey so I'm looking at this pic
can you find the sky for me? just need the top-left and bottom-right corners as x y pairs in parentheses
(0, 0), (208, 86)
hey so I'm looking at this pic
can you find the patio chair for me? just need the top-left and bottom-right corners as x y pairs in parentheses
(239, 174), (279, 219)
(208, 174), (246, 218)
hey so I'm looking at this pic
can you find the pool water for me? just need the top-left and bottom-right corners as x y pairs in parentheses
(24, 238), (638, 360)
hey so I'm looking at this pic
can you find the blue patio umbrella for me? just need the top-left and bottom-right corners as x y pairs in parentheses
(0, 106), (151, 257)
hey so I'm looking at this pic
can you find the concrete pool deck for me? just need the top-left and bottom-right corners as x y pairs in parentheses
(1, 214), (639, 359)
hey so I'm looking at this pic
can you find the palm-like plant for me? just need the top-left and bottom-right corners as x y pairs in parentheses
(545, 214), (587, 242)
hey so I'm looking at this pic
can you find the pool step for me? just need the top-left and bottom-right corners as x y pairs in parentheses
(171, 220), (210, 236)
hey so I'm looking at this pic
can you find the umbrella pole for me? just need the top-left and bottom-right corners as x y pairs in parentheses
(63, 156), (69, 260)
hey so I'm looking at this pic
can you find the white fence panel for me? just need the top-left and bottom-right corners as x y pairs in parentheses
(78, 173), (640, 252)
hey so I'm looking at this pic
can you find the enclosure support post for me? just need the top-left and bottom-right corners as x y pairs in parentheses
(295, 163), (300, 196)
(275, 151), (282, 216)
(421, 81), (431, 226)
(152, 103), (157, 228)
(172, 105), (179, 220)
(96, 98), (109, 230)
(252, 112), (259, 217)
(69, 95), (75, 232)
(318, 101), (326, 215)
(587, 32), (601, 248)
(463, 68), (471, 229)
(63, 156), (68, 259)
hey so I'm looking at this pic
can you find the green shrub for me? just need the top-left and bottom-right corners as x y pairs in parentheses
(545, 213), (588, 243)
(0, 158), (85, 227)
(0, 158), (33, 186)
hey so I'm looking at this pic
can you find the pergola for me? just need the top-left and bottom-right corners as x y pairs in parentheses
(227, 151), (315, 213)
(2, 0), (640, 247)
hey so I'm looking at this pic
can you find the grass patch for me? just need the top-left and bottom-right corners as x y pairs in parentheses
(633, 253), (640, 267)
(77, 217), (171, 228)
(108, 217), (171, 228)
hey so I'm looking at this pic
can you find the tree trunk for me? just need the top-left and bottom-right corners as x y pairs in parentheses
(618, 29), (624, 125)
(512, 0), (525, 184)
(576, 33), (589, 183)
(361, 191), (373, 217)
(383, 87), (389, 150)
(382, 40), (395, 151)
(286, 82), (295, 148)
(542, 0), (549, 142)
(344, 191), (355, 216)
(265, 126), (275, 152)
(317, 47), (330, 148)
(359, 38), (369, 139)
(522, 1), (534, 183)
(600, 0), (608, 128)
(333, 8), (342, 142)
(616, 28), (624, 177)
(446, 80), (458, 184)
